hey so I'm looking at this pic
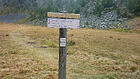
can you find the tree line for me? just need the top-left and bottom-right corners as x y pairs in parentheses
(0, 0), (140, 20)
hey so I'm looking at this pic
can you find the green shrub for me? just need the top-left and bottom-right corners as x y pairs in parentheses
(67, 40), (76, 46)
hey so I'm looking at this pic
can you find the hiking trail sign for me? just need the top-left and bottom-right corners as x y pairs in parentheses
(48, 12), (80, 29)
(47, 12), (80, 79)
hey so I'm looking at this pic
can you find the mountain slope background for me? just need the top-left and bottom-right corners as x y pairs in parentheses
(0, 0), (38, 14)
(0, 0), (140, 29)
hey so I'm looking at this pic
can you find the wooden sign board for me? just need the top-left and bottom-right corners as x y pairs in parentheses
(48, 12), (80, 29)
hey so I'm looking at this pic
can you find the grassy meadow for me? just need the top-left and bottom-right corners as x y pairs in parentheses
(0, 23), (140, 79)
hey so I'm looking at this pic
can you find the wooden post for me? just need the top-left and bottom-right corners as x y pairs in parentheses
(47, 12), (80, 79)
(59, 28), (67, 79)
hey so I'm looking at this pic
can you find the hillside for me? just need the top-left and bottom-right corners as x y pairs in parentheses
(128, 17), (140, 33)
(0, 23), (140, 79)
(0, 0), (140, 29)
(0, 0), (38, 15)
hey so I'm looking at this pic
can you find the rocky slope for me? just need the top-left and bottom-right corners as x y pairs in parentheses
(0, 0), (140, 29)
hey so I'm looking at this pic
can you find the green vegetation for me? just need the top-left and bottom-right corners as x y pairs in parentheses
(26, 0), (140, 24)
(0, 0), (38, 15)
(43, 40), (58, 48)
(0, 0), (140, 16)
(93, 0), (115, 16)
(91, 0), (140, 17)
(111, 29), (130, 32)
(126, 0), (140, 16)
(1, 0), (140, 24)
(67, 40), (76, 46)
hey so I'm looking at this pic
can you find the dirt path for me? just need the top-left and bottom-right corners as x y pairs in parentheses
(10, 30), (59, 66)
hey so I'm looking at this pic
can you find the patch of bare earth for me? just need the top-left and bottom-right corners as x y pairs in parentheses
(128, 17), (140, 33)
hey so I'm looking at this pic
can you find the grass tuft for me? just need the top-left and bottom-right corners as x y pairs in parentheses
(43, 40), (58, 48)
(67, 40), (76, 46)
(111, 29), (130, 32)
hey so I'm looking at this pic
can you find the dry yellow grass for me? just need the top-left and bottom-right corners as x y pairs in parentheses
(0, 22), (140, 79)
(0, 23), (58, 79)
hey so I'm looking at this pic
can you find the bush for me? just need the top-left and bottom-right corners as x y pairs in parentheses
(67, 40), (76, 46)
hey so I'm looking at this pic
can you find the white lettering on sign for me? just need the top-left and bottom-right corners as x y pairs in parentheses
(48, 18), (80, 29)
(60, 38), (66, 47)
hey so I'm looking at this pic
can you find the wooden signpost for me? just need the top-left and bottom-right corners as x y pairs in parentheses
(48, 12), (80, 29)
(48, 12), (80, 79)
